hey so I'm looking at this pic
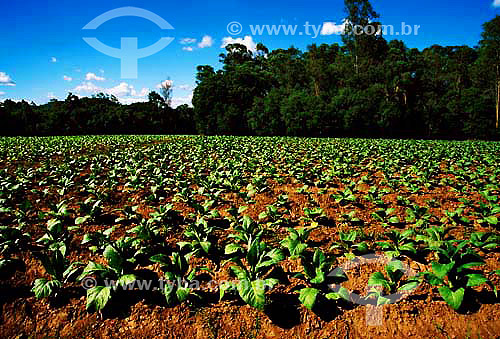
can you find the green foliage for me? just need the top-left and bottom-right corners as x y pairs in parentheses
(32, 236), (83, 300)
(223, 233), (284, 310)
(75, 197), (102, 225)
(2, 134), (500, 317)
(422, 240), (495, 310)
(331, 231), (370, 259)
(280, 226), (315, 259)
(376, 230), (417, 258)
(150, 252), (200, 306)
(178, 217), (215, 257)
(0, 226), (30, 277)
(78, 235), (140, 312)
(296, 249), (348, 310)
(367, 260), (420, 305)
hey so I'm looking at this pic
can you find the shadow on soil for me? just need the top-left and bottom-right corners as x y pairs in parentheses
(0, 284), (32, 317)
(265, 293), (302, 328)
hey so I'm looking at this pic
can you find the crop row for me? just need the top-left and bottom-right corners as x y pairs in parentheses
(0, 136), (499, 317)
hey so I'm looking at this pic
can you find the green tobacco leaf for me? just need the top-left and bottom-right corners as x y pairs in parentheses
(47, 219), (63, 234)
(292, 243), (307, 257)
(399, 281), (419, 291)
(86, 286), (112, 312)
(457, 262), (484, 273)
(63, 261), (84, 281)
(432, 261), (455, 279)
(377, 295), (391, 305)
(337, 286), (351, 301)
(388, 216), (400, 224)
(328, 267), (347, 280)
(356, 242), (370, 253)
(230, 265), (250, 281)
(32, 278), (62, 298)
(484, 243), (499, 250)
(117, 274), (137, 288)
(246, 241), (259, 268)
(75, 216), (90, 225)
(399, 243), (417, 254)
(164, 282), (176, 306)
(237, 279), (267, 310)
(176, 287), (191, 302)
(299, 287), (320, 310)
(438, 286), (464, 311)
(386, 260), (404, 275)
(225, 243), (242, 255)
(484, 216), (498, 225)
(368, 272), (390, 290)
(103, 245), (123, 271)
(78, 261), (108, 280)
(150, 253), (171, 266)
(200, 241), (211, 254)
(268, 248), (285, 263)
(466, 273), (488, 287)
(376, 242), (393, 250)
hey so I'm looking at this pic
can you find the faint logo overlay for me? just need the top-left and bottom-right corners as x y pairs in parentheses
(227, 21), (243, 35)
(82, 7), (174, 79)
(329, 253), (420, 326)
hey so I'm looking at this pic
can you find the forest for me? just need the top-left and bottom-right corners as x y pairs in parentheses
(1, 1), (500, 139)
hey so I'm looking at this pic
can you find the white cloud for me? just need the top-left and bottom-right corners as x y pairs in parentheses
(221, 36), (257, 53)
(63, 75), (73, 82)
(494, 0), (500, 7)
(156, 80), (174, 89)
(118, 97), (149, 105)
(106, 82), (148, 97)
(0, 91), (5, 96)
(0, 72), (15, 86)
(198, 35), (214, 48)
(136, 88), (149, 97)
(171, 93), (193, 108)
(73, 81), (149, 104)
(181, 38), (197, 45)
(50, 57), (57, 63)
(74, 81), (100, 93)
(182, 46), (194, 52)
(321, 20), (347, 35)
(85, 72), (105, 81)
(106, 82), (133, 97)
(48, 92), (57, 100)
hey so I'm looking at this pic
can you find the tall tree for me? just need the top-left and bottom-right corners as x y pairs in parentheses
(342, 0), (384, 71)
(479, 16), (500, 129)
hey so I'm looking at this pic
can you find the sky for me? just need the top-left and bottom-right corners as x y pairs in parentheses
(1, 0), (499, 106)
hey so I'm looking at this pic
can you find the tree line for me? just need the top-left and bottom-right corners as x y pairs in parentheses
(0, 92), (196, 136)
(1, 0), (500, 139)
(193, 0), (500, 139)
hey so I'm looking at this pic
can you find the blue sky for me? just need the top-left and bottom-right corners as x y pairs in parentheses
(1, 0), (499, 106)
